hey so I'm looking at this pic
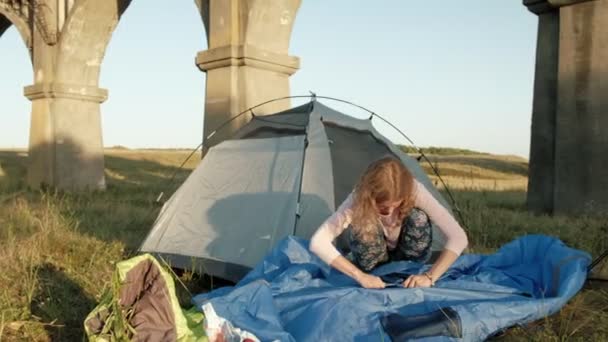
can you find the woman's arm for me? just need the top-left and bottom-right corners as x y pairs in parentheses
(403, 249), (459, 288)
(331, 255), (385, 289)
(309, 194), (354, 264)
(405, 180), (468, 288)
(309, 194), (386, 289)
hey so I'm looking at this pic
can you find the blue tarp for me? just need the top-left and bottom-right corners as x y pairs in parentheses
(192, 235), (590, 341)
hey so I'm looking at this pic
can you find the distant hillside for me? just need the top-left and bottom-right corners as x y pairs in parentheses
(398, 145), (489, 156)
(1, 148), (528, 193)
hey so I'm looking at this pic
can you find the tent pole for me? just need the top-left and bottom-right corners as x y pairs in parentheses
(154, 94), (468, 230)
(370, 113), (468, 231)
(588, 247), (608, 273)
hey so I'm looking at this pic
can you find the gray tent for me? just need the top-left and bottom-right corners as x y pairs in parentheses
(140, 101), (452, 282)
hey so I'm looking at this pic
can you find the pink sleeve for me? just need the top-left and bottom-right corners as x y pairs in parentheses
(414, 180), (469, 255)
(309, 193), (354, 265)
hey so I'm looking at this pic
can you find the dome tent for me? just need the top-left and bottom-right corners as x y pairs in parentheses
(140, 100), (454, 282)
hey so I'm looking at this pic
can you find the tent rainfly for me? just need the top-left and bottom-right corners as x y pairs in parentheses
(140, 101), (453, 282)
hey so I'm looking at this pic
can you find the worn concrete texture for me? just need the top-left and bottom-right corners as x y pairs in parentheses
(1, 0), (301, 190)
(526, 10), (559, 214)
(195, 0), (301, 150)
(1, 0), (131, 190)
(553, 0), (608, 214)
(525, 0), (608, 215)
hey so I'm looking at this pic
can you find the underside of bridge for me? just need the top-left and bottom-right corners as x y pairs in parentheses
(524, 0), (608, 215)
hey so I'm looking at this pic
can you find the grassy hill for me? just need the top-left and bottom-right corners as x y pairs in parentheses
(0, 149), (606, 341)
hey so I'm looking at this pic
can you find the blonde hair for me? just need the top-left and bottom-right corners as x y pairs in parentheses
(351, 156), (416, 241)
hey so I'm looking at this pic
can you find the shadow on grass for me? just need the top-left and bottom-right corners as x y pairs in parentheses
(104, 153), (194, 191)
(0, 148), (197, 251)
(67, 152), (196, 251)
(30, 263), (96, 341)
(450, 189), (528, 212)
(0, 150), (28, 193)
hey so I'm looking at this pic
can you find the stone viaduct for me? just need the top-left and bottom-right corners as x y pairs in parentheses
(0, 0), (300, 189)
(1, 0), (607, 215)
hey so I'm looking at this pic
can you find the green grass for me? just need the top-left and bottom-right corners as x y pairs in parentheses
(0, 149), (606, 341)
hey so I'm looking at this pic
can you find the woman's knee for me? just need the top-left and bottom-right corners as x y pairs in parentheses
(399, 208), (433, 262)
(348, 229), (388, 272)
(406, 208), (431, 228)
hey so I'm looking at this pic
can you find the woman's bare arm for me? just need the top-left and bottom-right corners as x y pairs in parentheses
(331, 255), (385, 289)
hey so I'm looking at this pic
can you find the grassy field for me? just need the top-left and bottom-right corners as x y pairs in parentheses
(0, 148), (606, 341)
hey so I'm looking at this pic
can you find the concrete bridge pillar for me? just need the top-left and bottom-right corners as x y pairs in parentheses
(195, 0), (301, 149)
(1, 0), (131, 190)
(24, 83), (108, 190)
(524, 0), (608, 215)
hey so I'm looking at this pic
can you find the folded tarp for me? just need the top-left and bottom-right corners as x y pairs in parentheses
(192, 235), (590, 342)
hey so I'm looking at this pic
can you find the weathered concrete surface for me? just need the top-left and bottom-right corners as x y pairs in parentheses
(25, 85), (109, 189)
(195, 0), (301, 150)
(554, 0), (608, 214)
(524, 0), (608, 215)
(0, 2), (31, 48)
(526, 8), (560, 214)
(1, 0), (131, 190)
(2, 0), (300, 189)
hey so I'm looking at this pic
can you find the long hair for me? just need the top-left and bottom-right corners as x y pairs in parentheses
(351, 156), (416, 241)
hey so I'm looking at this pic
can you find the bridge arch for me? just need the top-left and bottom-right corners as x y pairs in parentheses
(0, 3), (32, 52)
(99, 0), (208, 149)
(0, 20), (32, 150)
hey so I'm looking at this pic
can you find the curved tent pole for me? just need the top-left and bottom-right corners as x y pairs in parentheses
(151, 96), (302, 205)
(307, 95), (468, 229)
(368, 112), (468, 229)
(148, 95), (313, 211)
(588, 248), (608, 273)
(154, 94), (469, 231)
(203, 95), (311, 144)
(147, 94), (608, 281)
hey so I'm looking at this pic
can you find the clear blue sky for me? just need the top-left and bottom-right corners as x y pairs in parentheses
(0, 1), (538, 158)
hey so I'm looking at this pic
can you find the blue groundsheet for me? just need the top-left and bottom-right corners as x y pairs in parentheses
(193, 235), (590, 341)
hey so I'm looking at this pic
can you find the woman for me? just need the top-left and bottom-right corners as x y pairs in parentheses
(310, 156), (468, 289)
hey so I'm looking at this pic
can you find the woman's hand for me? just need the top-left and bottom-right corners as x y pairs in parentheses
(403, 274), (433, 288)
(356, 273), (386, 289)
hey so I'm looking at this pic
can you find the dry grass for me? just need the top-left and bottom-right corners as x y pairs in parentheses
(419, 154), (528, 191)
(0, 149), (606, 341)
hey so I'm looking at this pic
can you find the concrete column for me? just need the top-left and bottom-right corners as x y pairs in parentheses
(524, 0), (608, 215)
(195, 0), (301, 149)
(24, 83), (108, 189)
(20, 0), (131, 190)
(554, 0), (608, 214)
(524, 1), (560, 214)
